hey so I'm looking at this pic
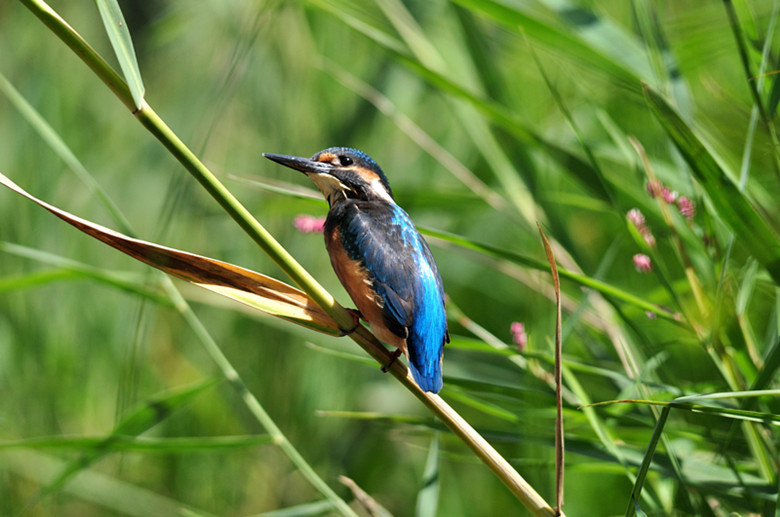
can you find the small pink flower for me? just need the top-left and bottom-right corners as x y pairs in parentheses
(633, 253), (652, 273)
(627, 208), (656, 247)
(293, 214), (326, 234)
(646, 180), (663, 197)
(677, 196), (695, 220)
(641, 227), (656, 247)
(627, 208), (645, 228)
(646, 311), (657, 320)
(661, 187), (678, 204)
(510, 321), (527, 352)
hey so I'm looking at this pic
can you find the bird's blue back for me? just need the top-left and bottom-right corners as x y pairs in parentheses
(326, 200), (447, 392)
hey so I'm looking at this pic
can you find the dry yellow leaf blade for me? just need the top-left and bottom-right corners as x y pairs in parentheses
(0, 172), (341, 336)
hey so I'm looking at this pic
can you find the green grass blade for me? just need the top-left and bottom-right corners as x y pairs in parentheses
(18, 0), (135, 110)
(590, 394), (780, 426)
(0, 242), (173, 305)
(0, 72), (134, 235)
(444, 390), (521, 422)
(94, 0), (144, 108)
(415, 433), (441, 517)
(424, 227), (682, 321)
(311, 0), (609, 203)
(769, 70), (780, 119)
(528, 38), (615, 206)
(400, 56), (609, 201)
(673, 389), (780, 403)
(31, 379), (218, 507)
(643, 83), (780, 286)
(0, 434), (272, 452)
(112, 379), (220, 435)
(625, 406), (669, 517)
(752, 336), (780, 392)
(723, 0), (776, 138)
(254, 500), (340, 517)
(451, 0), (641, 89)
(5, 450), (219, 517)
(0, 268), (80, 291)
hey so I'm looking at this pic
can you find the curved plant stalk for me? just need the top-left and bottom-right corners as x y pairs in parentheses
(624, 406), (670, 517)
(538, 225), (564, 514)
(0, 72), (134, 235)
(17, 0), (560, 514)
(19, 379), (218, 509)
(588, 390), (780, 425)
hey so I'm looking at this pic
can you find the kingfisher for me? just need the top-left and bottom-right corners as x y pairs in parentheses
(263, 147), (449, 393)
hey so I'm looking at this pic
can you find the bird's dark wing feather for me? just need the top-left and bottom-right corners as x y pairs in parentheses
(337, 201), (437, 338)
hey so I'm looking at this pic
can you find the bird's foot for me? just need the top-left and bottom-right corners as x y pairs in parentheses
(381, 348), (403, 373)
(339, 308), (364, 336)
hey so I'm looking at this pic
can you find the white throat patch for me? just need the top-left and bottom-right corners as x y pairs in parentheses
(308, 172), (350, 203)
(370, 177), (395, 204)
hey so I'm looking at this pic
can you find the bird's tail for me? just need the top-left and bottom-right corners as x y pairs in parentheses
(406, 302), (446, 393)
(408, 353), (443, 394)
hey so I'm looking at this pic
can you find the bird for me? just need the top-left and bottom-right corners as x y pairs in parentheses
(263, 147), (449, 393)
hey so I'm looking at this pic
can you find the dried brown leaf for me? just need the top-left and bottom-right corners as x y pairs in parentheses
(0, 172), (340, 335)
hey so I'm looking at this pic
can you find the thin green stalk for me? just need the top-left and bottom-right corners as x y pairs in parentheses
(377, 0), (538, 225)
(161, 281), (358, 517)
(424, 227), (683, 323)
(18, 0), (134, 111)
(0, 72), (134, 236)
(527, 36), (616, 206)
(4, 450), (221, 517)
(719, 0), (779, 488)
(625, 406), (670, 517)
(18, 0), (559, 514)
(722, 0), (780, 181)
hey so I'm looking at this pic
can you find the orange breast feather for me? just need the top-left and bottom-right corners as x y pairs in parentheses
(326, 227), (407, 353)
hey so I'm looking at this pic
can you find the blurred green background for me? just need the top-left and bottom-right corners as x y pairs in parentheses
(1, 0), (779, 515)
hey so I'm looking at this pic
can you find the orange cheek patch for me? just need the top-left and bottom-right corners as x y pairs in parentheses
(316, 152), (337, 164)
(356, 168), (380, 183)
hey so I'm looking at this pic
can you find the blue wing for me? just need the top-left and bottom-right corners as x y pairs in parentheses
(333, 201), (448, 392)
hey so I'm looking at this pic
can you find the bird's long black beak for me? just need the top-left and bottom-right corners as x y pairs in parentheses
(262, 153), (334, 175)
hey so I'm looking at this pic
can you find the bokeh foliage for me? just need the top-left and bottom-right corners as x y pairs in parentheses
(1, 0), (779, 516)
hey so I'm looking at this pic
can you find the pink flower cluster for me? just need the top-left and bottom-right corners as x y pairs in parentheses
(510, 321), (527, 352)
(677, 196), (695, 219)
(626, 209), (653, 273)
(646, 180), (695, 220)
(633, 253), (652, 273)
(293, 214), (326, 234)
(627, 208), (655, 247)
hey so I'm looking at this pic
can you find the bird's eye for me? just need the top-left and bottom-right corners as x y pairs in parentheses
(338, 155), (354, 166)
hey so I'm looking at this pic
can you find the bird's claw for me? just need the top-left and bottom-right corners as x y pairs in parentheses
(339, 308), (364, 336)
(381, 348), (403, 373)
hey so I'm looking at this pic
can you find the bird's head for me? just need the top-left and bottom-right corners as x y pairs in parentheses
(263, 147), (395, 205)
